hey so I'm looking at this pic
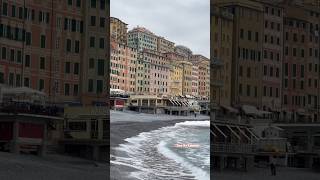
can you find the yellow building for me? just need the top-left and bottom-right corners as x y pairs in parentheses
(110, 17), (128, 45)
(169, 62), (183, 96)
(180, 61), (193, 96)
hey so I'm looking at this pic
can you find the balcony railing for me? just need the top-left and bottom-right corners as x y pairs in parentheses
(211, 80), (224, 87)
(212, 143), (256, 154)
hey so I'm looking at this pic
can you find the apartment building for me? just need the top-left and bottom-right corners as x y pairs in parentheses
(190, 55), (210, 99)
(260, 1), (283, 116)
(0, 0), (109, 105)
(127, 26), (158, 51)
(110, 16), (128, 45)
(169, 61), (183, 96)
(110, 41), (137, 93)
(211, 5), (233, 106)
(191, 65), (199, 97)
(214, 0), (264, 108)
(282, 2), (320, 122)
(157, 36), (174, 53)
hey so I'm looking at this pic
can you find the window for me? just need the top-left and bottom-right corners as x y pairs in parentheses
(99, 38), (104, 49)
(89, 58), (95, 68)
(300, 81), (304, 90)
(90, 16), (96, 26)
(65, 62), (70, 73)
(285, 47), (288, 55)
(255, 32), (258, 42)
(73, 84), (79, 96)
(277, 23), (280, 31)
(75, 40), (80, 53)
(74, 63), (79, 75)
(100, 0), (105, 10)
(9, 73), (14, 86)
(100, 17), (105, 28)
(293, 64), (296, 77)
(269, 87), (273, 97)
(1, 47), (6, 59)
(240, 29), (244, 39)
(263, 86), (267, 96)
(293, 48), (296, 56)
(39, 79), (44, 91)
(26, 32), (31, 45)
(17, 50), (22, 63)
(10, 49), (14, 61)
(264, 66), (267, 76)
(24, 77), (29, 87)
(239, 84), (242, 95)
(91, 0), (96, 8)
(76, 0), (81, 7)
(88, 79), (94, 92)
(265, 21), (268, 28)
(97, 59), (104, 75)
(301, 65), (304, 78)
(284, 78), (288, 87)
(25, 55), (30, 67)
(270, 67), (273, 77)
(285, 32), (288, 40)
(41, 35), (46, 48)
(64, 84), (70, 96)
(284, 63), (289, 76)
(239, 66), (243, 76)
(90, 37), (95, 47)
(301, 35), (305, 43)
(2, 2), (8, 15)
(71, 19), (76, 31)
(293, 33), (297, 42)
(246, 85), (251, 96)
(12, 5), (16, 17)
(66, 39), (71, 52)
(16, 74), (21, 87)
(284, 95), (288, 105)
(96, 80), (103, 93)
(68, 0), (72, 6)
(248, 30), (251, 40)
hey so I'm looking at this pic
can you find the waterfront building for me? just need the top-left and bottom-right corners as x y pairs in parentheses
(190, 55), (210, 100)
(169, 61), (183, 96)
(211, 5), (233, 107)
(110, 17), (128, 45)
(110, 41), (137, 93)
(0, 0), (109, 106)
(191, 65), (199, 97)
(127, 26), (158, 51)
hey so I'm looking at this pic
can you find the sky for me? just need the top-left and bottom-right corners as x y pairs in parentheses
(110, 0), (210, 58)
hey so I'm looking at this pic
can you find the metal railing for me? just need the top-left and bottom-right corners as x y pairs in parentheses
(212, 143), (256, 154)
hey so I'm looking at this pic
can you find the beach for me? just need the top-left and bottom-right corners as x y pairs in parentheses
(110, 110), (209, 180)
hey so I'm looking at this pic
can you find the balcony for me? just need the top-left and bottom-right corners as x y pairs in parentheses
(211, 80), (224, 87)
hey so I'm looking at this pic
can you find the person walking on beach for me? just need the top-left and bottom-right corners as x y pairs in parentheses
(194, 113), (197, 118)
(270, 156), (277, 176)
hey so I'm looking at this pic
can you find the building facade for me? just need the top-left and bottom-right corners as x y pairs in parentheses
(127, 26), (158, 51)
(211, 5), (233, 107)
(0, 0), (109, 105)
(157, 36), (174, 53)
(110, 17), (128, 45)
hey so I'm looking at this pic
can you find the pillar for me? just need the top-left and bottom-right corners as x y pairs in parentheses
(39, 123), (48, 157)
(93, 145), (100, 161)
(10, 121), (20, 154)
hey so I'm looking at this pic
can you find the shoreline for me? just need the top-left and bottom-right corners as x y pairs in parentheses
(110, 117), (209, 180)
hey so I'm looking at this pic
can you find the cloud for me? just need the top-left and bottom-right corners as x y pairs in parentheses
(111, 0), (210, 58)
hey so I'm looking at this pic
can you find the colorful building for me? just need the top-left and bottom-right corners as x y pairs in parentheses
(0, 0), (109, 106)
(110, 17), (128, 45)
(127, 26), (158, 51)
(157, 36), (175, 53)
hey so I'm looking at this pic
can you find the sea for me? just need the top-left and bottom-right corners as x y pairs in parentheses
(111, 120), (210, 180)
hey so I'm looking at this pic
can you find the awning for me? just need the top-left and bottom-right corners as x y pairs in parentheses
(221, 105), (239, 113)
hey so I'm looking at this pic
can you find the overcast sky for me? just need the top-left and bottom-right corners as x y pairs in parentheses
(110, 0), (210, 58)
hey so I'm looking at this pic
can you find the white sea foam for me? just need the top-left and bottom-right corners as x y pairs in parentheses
(157, 141), (210, 180)
(111, 120), (210, 180)
(175, 120), (210, 127)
